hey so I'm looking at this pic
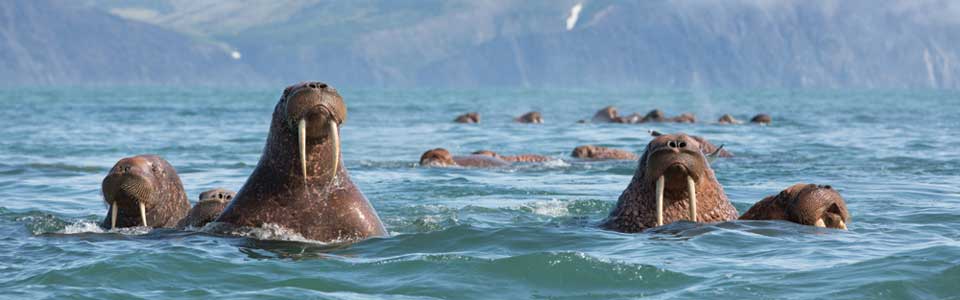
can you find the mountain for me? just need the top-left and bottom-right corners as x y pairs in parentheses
(3, 0), (960, 88)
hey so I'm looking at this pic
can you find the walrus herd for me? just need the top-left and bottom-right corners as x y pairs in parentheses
(94, 81), (850, 245)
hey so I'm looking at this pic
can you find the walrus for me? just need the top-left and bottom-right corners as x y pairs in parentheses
(649, 130), (733, 158)
(602, 132), (850, 232)
(591, 106), (620, 123)
(420, 148), (510, 167)
(214, 81), (387, 243)
(750, 114), (772, 125)
(640, 110), (697, 123)
(571, 145), (638, 160)
(175, 188), (235, 229)
(100, 155), (190, 229)
(454, 112), (480, 123)
(600, 133), (739, 232)
(472, 150), (552, 163)
(717, 114), (742, 124)
(516, 111), (543, 124)
(740, 183), (850, 229)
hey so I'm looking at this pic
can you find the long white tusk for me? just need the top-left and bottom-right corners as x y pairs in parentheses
(656, 176), (664, 226)
(110, 202), (117, 229)
(299, 118), (308, 182)
(329, 120), (339, 179)
(814, 218), (826, 227)
(139, 202), (148, 227)
(687, 176), (697, 222)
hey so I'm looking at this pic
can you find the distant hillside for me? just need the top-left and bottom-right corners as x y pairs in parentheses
(0, 0), (260, 86)
(4, 0), (960, 88)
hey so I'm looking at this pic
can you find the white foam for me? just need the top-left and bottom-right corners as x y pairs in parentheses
(566, 3), (584, 31)
(57, 220), (151, 235)
(525, 199), (570, 217)
(206, 222), (342, 245)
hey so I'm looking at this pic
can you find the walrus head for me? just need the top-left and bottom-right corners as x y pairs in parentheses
(472, 150), (500, 158)
(198, 188), (235, 204)
(454, 112), (480, 123)
(101, 155), (170, 228)
(571, 145), (638, 160)
(741, 184), (850, 229)
(750, 113), (772, 125)
(516, 111), (543, 124)
(277, 82), (346, 182)
(420, 148), (456, 166)
(592, 106), (619, 122)
(641, 109), (665, 122)
(718, 114), (741, 124)
(601, 133), (739, 232)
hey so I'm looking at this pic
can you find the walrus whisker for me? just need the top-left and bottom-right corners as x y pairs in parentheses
(139, 201), (148, 227)
(687, 176), (697, 222)
(110, 202), (117, 229)
(656, 176), (664, 226)
(329, 119), (339, 180)
(299, 118), (308, 182)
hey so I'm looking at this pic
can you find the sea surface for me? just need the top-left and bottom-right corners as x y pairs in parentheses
(0, 87), (958, 299)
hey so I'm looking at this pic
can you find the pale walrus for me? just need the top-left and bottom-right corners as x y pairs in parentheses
(215, 82), (387, 243)
(175, 188), (235, 229)
(516, 111), (543, 124)
(571, 145), (638, 160)
(420, 148), (510, 167)
(600, 133), (739, 232)
(472, 150), (552, 163)
(740, 183), (850, 229)
(100, 155), (190, 229)
(454, 112), (480, 123)
(717, 114), (742, 124)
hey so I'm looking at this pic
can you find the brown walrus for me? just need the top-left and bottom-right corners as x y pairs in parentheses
(717, 114), (742, 124)
(740, 183), (850, 229)
(600, 133), (739, 232)
(571, 145), (638, 160)
(649, 130), (733, 158)
(472, 150), (552, 163)
(750, 114), (772, 125)
(454, 112), (480, 123)
(641, 110), (697, 123)
(214, 82), (387, 243)
(175, 188), (235, 229)
(591, 106), (620, 123)
(516, 111), (543, 124)
(100, 155), (190, 229)
(420, 148), (510, 167)
(602, 132), (851, 232)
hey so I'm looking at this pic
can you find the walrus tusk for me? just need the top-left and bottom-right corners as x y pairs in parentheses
(139, 202), (148, 227)
(110, 202), (117, 229)
(838, 220), (847, 230)
(329, 119), (339, 179)
(299, 118), (308, 182)
(706, 144), (724, 164)
(814, 218), (826, 228)
(656, 176), (664, 226)
(687, 176), (697, 222)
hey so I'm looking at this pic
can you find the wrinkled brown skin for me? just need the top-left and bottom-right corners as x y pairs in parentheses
(601, 134), (739, 232)
(650, 130), (733, 158)
(516, 111), (543, 124)
(571, 145), (638, 160)
(101, 155), (190, 229)
(740, 183), (850, 229)
(472, 150), (551, 163)
(215, 82), (387, 243)
(751, 114), (772, 124)
(717, 114), (742, 124)
(454, 112), (480, 123)
(420, 148), (510, 167)
(176, 188), (235, 229)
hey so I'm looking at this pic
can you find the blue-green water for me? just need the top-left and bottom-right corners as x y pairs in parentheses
(1, 88), (959, 299)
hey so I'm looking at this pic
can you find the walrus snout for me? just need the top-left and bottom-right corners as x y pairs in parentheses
(283, 81), (346, 128)
(198, 188), (235, 204)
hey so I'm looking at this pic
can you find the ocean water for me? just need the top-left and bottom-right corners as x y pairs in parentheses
(1, 87), (958, 299)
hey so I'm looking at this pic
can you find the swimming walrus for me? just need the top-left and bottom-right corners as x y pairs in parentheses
(571, 145), (638, 160)
(100, 155), (190, 229)
(214, 81), (387, 243)
(420, 148), (510, 167)
(175, 188), (235, 229)
(600, 133), (739, 232)
(717, 114), (742, 124)
(740, 183), (850, 229)
(472, 150), (552, 163)
(454, 112), (480, 123)
(516, 111), (543, 124)
(602, 132), (850, 232)
(750, 114), (772, 125)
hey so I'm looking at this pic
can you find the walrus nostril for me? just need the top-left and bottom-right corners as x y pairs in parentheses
(820, 184), (832, 189)
(668, 141), (677, 148)
(678, 141), (687, 148)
